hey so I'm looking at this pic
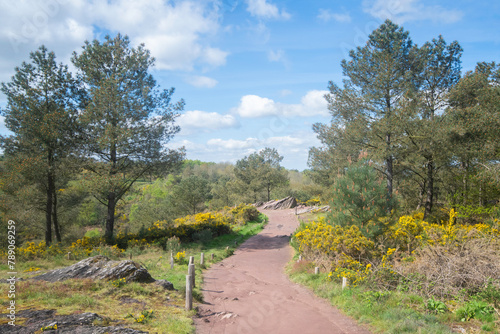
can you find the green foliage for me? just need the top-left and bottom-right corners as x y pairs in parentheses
(1, 45), (83, 245)
(425, 298), (448, 314)
(171, 175), (211, 215)
(234, 147), (289, 202)
(110, 277), (127, 288)
(165, 236), (181, 256)
(327, 158), (395, 239)
(477, 280), (500, 308)
(84, 228), (101, 239)
(72, 34), (185, 242)
(456, 300), (495, 322)
(192, 229), (213, 244)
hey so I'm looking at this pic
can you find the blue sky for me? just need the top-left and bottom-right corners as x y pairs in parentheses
(0, 0), (499, 170)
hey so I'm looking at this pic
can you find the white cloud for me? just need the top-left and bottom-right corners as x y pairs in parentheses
(362, 0), (463, 24)
(207, 138), (258, 151)
(236, 95), (279, 118)
(186, 75), (218, 88)
(202, 133), (321, 169)
(317, 9), (351, 23)
(246, 0), (291, 20)
(235, 90), (329, 118)
(177, 110), (239, 134)
(0, 0), (228, 82)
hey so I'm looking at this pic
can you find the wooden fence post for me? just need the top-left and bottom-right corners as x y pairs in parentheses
(170, 252), (174, 269)
(342, 277), (348, 290)
(211, 253), (214, 261)
(186, 275), (193, 311)
(189, 256), (194, 265)
(67, 252), (71, 260)
(315, 267), (319, 275)
(200, 253), (204, 266)
(188, 263), (195, 288)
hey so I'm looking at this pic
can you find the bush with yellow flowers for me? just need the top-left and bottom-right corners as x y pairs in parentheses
(293, 217), (376, 275)
(293, 208), (500, 296)
(7, 204), (261, 261)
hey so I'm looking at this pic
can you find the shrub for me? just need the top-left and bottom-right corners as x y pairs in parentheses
(192, 229), (213, 244)
(327, 157), (396, 239)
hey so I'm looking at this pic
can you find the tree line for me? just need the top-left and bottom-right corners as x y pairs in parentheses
(0, 34), (301, 246)
(309, 20), (500, 224)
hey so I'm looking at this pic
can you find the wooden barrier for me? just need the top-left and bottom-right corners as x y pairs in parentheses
(185, 275), (193, 310)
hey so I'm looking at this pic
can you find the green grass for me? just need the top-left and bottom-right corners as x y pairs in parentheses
(0, 213), (267, 333)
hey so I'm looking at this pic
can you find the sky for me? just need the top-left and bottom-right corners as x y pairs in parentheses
(0, 0), (499, 170)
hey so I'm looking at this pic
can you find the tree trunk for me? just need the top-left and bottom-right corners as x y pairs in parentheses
(416, 181), (426, 211)
(385, 133), (393, 211)
(105, 141), (117, 244)
(45, 151), (54, 245)
(462, 161), (469, 206)
(105, 192), (116, 243)
(52, 189), (62, 243)
(424, 157), (434, 219)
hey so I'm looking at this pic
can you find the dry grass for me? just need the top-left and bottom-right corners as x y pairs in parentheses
(393, 235), (500, 298)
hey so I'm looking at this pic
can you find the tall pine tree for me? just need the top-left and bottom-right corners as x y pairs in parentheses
(1, 46), (82, 245)
(72, 34), (184, 243)
(322, 20), (417, 205)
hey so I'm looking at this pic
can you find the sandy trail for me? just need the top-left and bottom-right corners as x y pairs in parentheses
(194, 209), (372, 334)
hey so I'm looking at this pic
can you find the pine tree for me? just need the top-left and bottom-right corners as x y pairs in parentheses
(315, 20), (417, 207)
(72, 34), (184, 243)
(1, 46), (82, 245)
(403, 36), (462, 217)
(327, 155), (396, 239)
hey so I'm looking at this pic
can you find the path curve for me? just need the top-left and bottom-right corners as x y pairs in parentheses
(195, 209), (372, 334)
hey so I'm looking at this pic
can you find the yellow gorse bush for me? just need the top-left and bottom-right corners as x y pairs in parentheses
(6, 204), (260, 261)
(294, 217), (375, 260)
(294, 209), (499, 286)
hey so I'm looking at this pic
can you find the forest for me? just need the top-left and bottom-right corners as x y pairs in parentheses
(0, 19), (499, 333)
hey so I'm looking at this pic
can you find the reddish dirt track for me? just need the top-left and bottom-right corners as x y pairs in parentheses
(194, 209), (372, 334)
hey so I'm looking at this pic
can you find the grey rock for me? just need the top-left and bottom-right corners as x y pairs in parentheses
(155, 279), (175, 290)
(33, 255), (155, 283)
(259, 196), (297, 210)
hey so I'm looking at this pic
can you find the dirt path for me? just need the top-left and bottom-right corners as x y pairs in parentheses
(194, 209), (372, 334)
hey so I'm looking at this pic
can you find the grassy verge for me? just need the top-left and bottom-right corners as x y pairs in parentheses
(0, 214), (267, 333)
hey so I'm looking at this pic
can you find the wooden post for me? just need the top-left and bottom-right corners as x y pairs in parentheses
(226, 246), (229, 251)
(298, 255), (302, 262)
(342, 277), (348, 290)
(129, 253), (132, 260)
(210, 253), (214, 261)
(170, 252), (174, 270)
(189, 256), (194, 265)
(185, 275), (193, 311)
(188, 263), (195, 288)
(67, 252), (71, 260)
(315, 267), (319, 275)
(200, 252), (204, 266)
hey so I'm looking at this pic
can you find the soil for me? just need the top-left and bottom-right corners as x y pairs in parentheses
(195, 209), (372, 334)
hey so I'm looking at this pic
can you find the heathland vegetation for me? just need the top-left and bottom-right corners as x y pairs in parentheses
(0, 19), (499, 333)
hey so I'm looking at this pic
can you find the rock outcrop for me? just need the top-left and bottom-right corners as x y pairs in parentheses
(0, 309), (148, 334)
(33, 255), (172, 289)
(255, 196), (297, 210)
(295, 205), (330, 215)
